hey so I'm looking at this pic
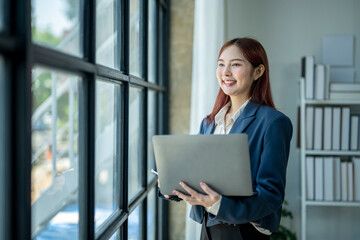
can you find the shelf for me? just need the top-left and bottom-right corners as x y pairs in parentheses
(305, 200), (360, 207)
(305, 150), (360, 156)
(304, 99), (360, 105)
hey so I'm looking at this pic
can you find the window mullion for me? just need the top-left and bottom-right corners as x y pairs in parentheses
(120, 0), (130, 237)
(79, 0), (96, 239)
(8, 0), (32, 239)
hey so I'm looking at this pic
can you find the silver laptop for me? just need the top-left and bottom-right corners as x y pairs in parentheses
(152, 134), (253, 196)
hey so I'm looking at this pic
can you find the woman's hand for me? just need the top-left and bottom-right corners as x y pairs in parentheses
(172, 181), (220, 207)
(157, 179), (170, 199)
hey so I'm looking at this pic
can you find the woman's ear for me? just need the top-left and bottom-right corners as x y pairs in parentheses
(254, 64), (265, 81)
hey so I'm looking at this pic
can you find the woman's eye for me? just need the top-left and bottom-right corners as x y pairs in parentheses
(218, 63), (224, 67)
(232, 63), (241, 67)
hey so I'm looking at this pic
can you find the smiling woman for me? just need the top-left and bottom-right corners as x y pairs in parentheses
(158, 38), (292, 240)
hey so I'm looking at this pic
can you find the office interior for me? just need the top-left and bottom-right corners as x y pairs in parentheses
(0, 0), (360, 239)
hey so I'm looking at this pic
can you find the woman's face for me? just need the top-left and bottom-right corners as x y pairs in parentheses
(216, 45), (256, 99)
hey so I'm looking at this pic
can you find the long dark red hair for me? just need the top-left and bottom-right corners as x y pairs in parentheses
(206, 37), (275, 122)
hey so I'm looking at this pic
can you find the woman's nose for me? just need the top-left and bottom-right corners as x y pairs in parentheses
(223, 65), (231, 76)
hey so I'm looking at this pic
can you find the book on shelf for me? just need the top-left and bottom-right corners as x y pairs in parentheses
(341, 107), (350, 150)
(323, 107), (332, 150)
(324, 66), (330, 99)
(329, 92), (360, 100)
(315, 64), (325, 100)
(330, 82), (360, 92)
(334, 157), (341, 201)
(350, 115), (359, 150)
(302, 56), (315, 99)
(341, 161), (348, 201)
(353, 157), (360, 201)
(332, 107), (341, 150)
(314, 65), (330, 100)
(314, 107), (323, 150)
(315, 157), (324, 201)
(306, 156), (315, 200)
(306, 106), (314, 149)
(324, 157), (334, 201)
(348, 162), (354, 201)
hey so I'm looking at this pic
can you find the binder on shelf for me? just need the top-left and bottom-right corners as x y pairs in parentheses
(306, 107), (314, 149)
(330, 92), (360, 100)
(324, 65), (330, 99)
(348, 162), (354, 201)
(350, 115), (359, 150)
(353, 157), (360, 201)
(341, 107), (350, 150)
(332, 107), (341, 150)
(302, 56), (315, 99)
(330, 82), (360, 92)
(315, 157), (324, 201)
(334, 157), (341, 201)
(324, 157), (334, 201)
(306, 156), (315, 200)
(341, 161), (348, 201)
(314, 107), (323, 150)
(323, 107), (332, 150)
(315, 64), (326, 100)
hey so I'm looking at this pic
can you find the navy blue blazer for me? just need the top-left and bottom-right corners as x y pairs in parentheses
(190, 100), (293, 232)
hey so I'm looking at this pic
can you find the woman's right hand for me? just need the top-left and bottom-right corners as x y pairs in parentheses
(157, 178), (170, 199)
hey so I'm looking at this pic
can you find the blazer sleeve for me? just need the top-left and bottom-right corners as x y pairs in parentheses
(208, 114), (293, 224)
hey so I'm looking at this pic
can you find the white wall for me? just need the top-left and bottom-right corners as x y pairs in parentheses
(226, 0), (360, 239)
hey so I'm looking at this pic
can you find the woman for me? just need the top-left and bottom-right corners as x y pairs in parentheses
(159, 37), (293, 240)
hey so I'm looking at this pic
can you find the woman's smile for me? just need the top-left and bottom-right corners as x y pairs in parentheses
(222, 79), (237, 87)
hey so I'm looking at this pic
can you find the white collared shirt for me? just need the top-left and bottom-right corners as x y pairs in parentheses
(205, 98), (272, 236)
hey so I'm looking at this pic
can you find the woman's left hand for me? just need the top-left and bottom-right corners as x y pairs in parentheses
(172, 181), (220, 207)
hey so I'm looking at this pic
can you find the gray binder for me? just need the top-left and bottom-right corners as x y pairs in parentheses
(152, 134), (253, 196)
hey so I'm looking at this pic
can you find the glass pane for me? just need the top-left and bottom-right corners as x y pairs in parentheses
(147, 188), (156, 240)
(0, 0), (4, 31)
(0, 57), (5, 239)
(129, 87), (142, 200)
(95, 81), (120, 229)
(159, 8), (164, 86)
(148, 0), (156, 83)
(147, 90), (156, 183)
(32, 0), (82, 57)
(128, 205), (140, 240)
(96, 0), (118, 68)
(108, 230), (120, 240)
(129, 0), (140, 77)
(31, 67), (80, 239)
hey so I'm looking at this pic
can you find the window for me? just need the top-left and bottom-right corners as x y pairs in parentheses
(129, 0), (141, 77)
(128, 205), (141, 240)
(1, 0), (169, 239)
(148, 0), (156, 83)
(32, 0), (82, 56)
(147, 90), (156, 183)
(31, 67), (80, 238)
(0, 0), (3, 31)
(147, 188), (156, 240)
(0, 56), (5, 240)
(96, 0), (119, 68)
(129, 86), (143, 201)
(95, 80), (120, 229)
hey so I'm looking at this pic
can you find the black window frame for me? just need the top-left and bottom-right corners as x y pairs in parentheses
(1, 0), (170, 239)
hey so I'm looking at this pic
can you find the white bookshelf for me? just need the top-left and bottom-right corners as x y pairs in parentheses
(300, 78), (360, 240)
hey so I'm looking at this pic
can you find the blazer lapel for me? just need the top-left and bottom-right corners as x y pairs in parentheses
(229, 100), (260, 134)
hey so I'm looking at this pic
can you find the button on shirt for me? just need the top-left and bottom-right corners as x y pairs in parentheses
(204, 98), (272, 236)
